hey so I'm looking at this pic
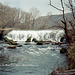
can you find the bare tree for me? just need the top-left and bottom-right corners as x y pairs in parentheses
(49, 0), (75, 43)
(65, 0), (75, 34)
(20, 12), (32, 29)
(25, 12), (32, 29)
(0, 3), (18, 29)
(65, 0), (75, 19)
(30, 8), (40, 29)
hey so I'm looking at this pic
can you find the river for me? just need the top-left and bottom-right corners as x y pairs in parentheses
(0, 43), (67, 75)
(0, 30), (67, 75)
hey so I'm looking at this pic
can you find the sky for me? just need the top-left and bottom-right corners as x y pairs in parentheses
(0, 0), (72, 16)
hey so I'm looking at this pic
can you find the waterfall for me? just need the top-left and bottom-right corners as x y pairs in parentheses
(5, 30), (65, 42)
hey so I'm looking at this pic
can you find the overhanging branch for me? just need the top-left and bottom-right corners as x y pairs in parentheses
(49, 0), (63, 11)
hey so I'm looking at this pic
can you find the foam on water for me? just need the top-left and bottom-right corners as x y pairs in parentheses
(5, 30), (65, 42)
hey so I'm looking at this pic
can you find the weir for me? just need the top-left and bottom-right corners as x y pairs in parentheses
(5, 30), (65, 42)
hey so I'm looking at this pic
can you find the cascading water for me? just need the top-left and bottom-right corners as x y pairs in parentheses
(5, 30), (65, 42)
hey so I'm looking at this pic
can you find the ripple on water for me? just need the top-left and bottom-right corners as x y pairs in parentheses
(0, 43), (67, 75)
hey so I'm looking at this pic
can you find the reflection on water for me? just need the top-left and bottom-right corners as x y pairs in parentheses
(0, 43), (67, 75)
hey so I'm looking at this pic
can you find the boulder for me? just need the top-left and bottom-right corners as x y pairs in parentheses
(60, 48), (67, 54)
(25, 37), (31, 42)
(36, 41), (43, 45)
(0, 47), (3, 50)
(32, 38), (43, 45)
(4, 37), (17, 45)
(10, 41), (17, 45)
(8, 45), (16, 49)
(52, 42), (65, 45)
(17, 44), (22, 47)
(32, 38), (38, 42)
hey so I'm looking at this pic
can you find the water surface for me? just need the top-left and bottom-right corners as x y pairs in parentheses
(0, 43), (67, 75)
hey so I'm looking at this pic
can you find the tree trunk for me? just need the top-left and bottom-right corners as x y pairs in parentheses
(0, 30), (4, 40)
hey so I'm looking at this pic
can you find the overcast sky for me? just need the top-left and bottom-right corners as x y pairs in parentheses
(0, 0), (72, 16)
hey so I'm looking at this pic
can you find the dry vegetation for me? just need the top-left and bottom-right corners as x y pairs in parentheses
(49, 0), (75, 74)
(0, 3), (42, 30)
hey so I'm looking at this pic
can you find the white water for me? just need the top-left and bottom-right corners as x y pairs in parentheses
(5, 30), (65, 42)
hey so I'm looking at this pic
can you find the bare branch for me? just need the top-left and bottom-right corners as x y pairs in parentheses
(64, 3), (71, 9)
(49, 26), (64, 29)
(49, 0), (63, 11)
(69, 0), (75, 19)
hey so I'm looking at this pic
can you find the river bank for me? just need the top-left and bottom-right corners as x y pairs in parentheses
(50, 30), (75, 75)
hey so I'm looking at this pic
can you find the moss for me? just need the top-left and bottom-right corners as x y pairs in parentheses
(4, 37), (17, 45)
(10, 41), (17, 45)
(4, 37), (11, 42)
(25, 37), (31, 42)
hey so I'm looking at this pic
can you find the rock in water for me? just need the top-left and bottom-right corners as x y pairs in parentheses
(36, 41), (43, 45)
(17, 45), (22, 47)
(0, 47), (3, 50)
(8, 45), (16, 49)
(60, 48), (67, 54)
